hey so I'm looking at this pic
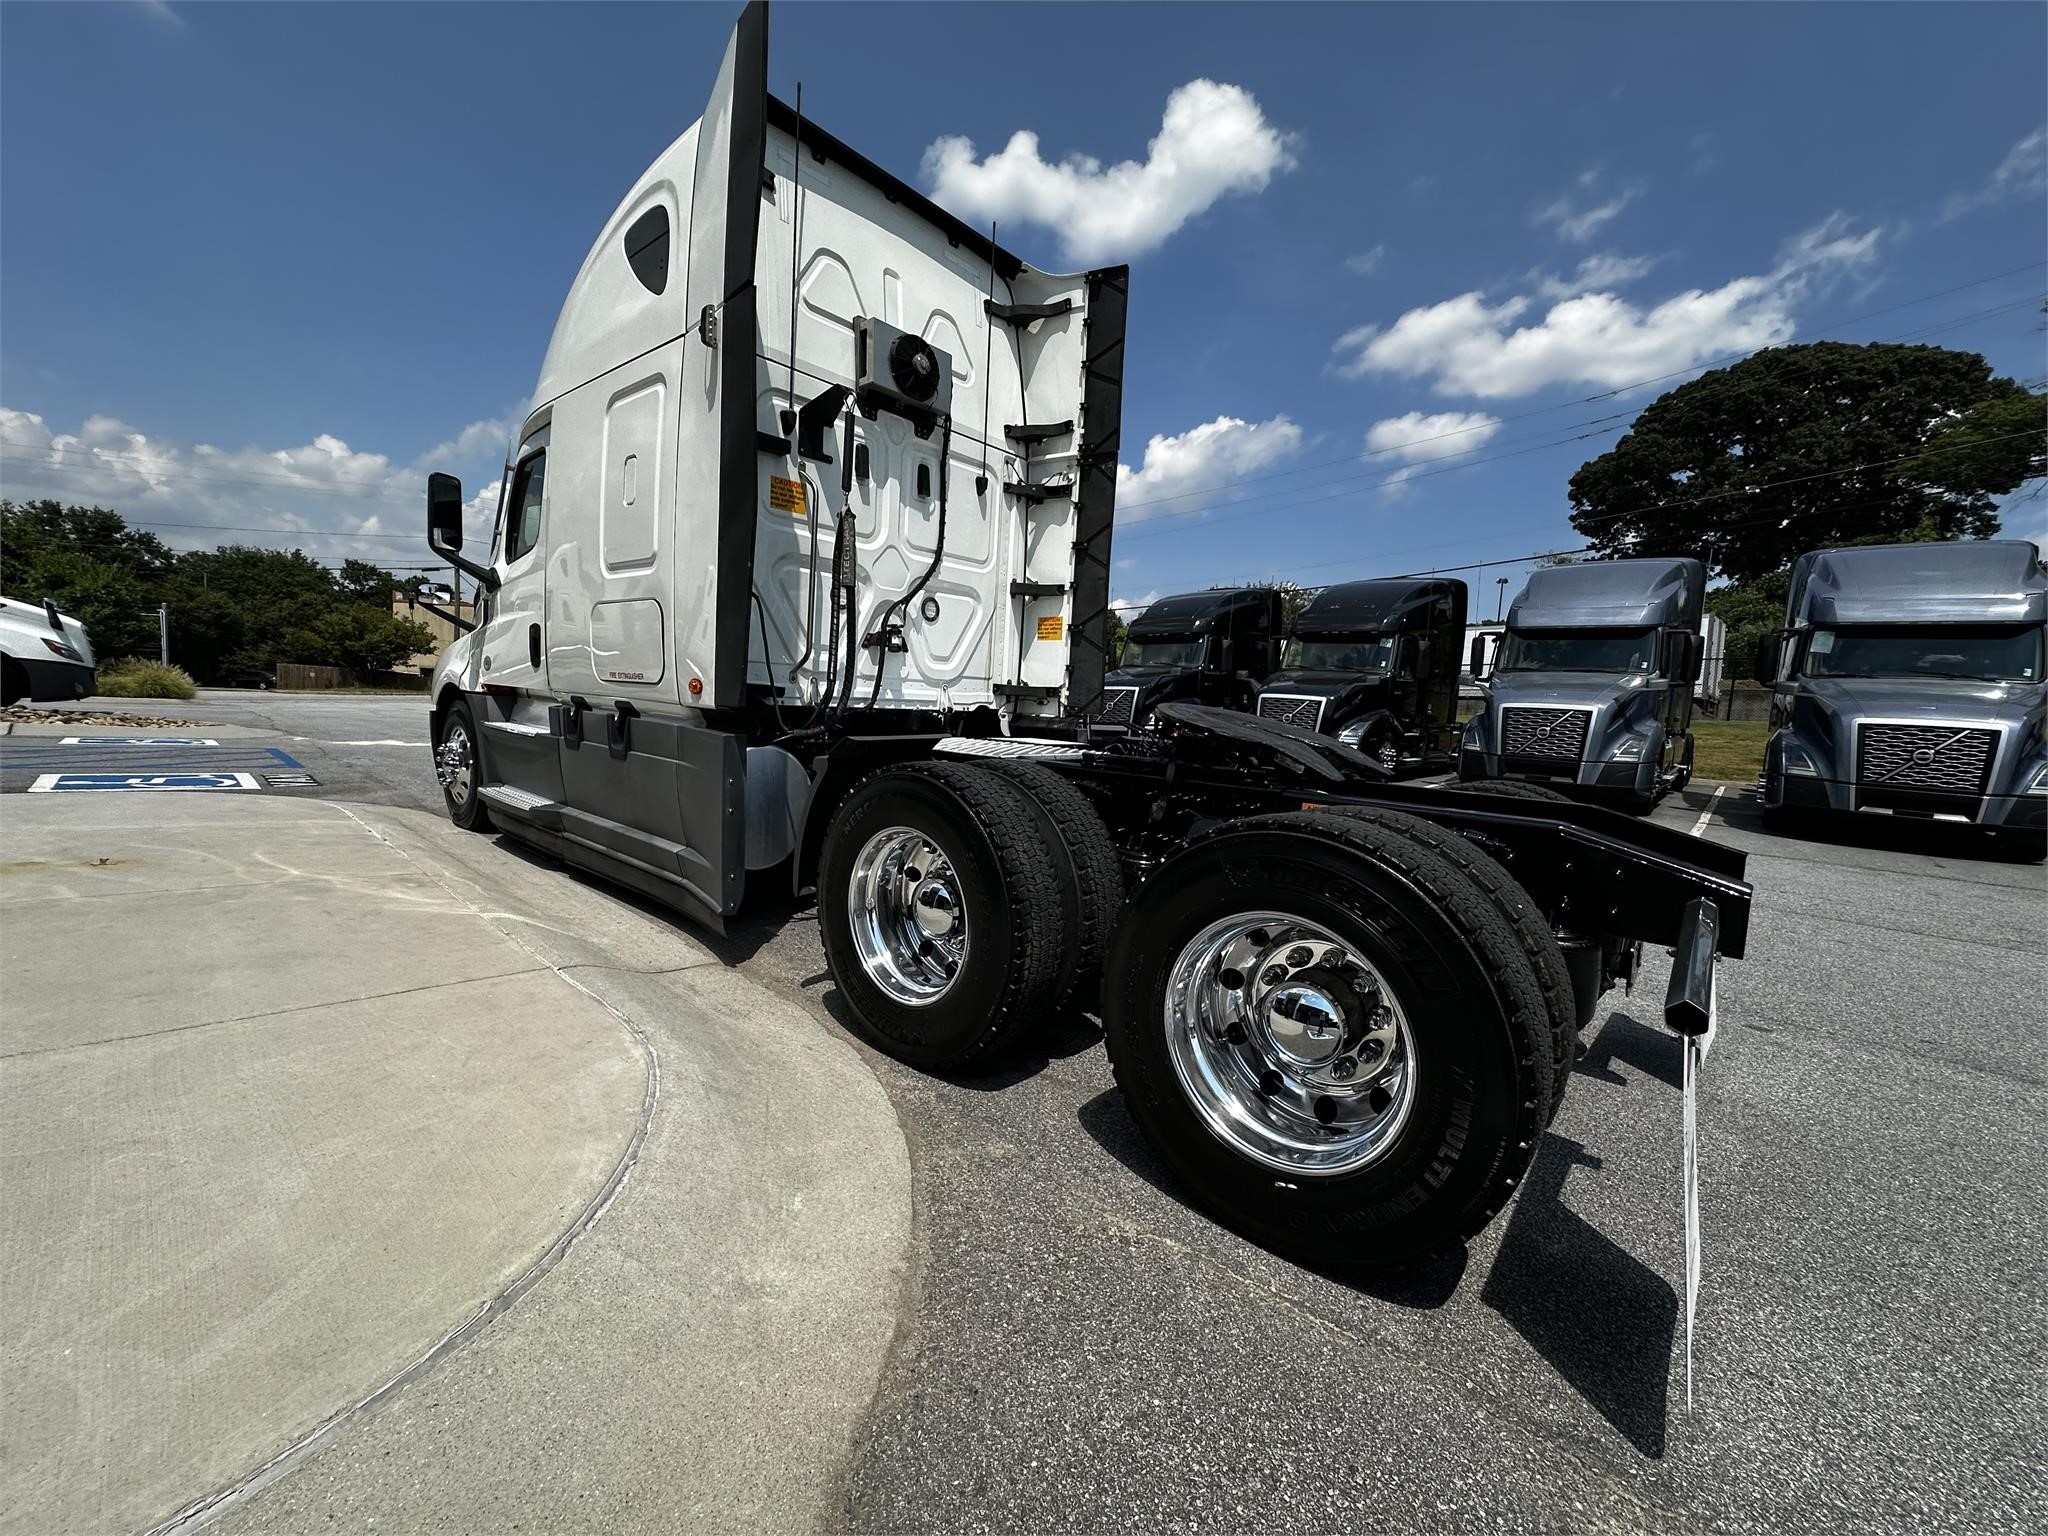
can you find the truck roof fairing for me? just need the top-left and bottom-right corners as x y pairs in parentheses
(1292, 578), (1465, 639)
(1127, 588), (1274, 638)
(1791, 540), (2047, 626)
(1507, 557), (1705, 632)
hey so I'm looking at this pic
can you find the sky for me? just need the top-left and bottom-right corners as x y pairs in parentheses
(2, 0), (2043, 613)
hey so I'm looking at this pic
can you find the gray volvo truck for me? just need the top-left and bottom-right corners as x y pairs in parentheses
(1254, 578), (1466, 775)
(1758, 540), (2047, 859)
(1461, 558), (1707, 813)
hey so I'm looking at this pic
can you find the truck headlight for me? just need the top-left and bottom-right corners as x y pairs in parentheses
(41, 638), (81, 662)
(2026, 758), (2048, 796)
(1781, 741), (1821, 777)
(1610, 736), (1645, 761)
(1336, 720), (1367, 748)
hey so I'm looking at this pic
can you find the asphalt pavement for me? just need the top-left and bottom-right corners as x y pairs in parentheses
(3, 692), (2042, 1534)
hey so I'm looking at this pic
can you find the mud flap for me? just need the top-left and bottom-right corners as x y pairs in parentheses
(1665, 896), (1720, 1408)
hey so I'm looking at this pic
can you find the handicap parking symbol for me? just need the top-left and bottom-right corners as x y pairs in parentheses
(28, 772), (263, 793)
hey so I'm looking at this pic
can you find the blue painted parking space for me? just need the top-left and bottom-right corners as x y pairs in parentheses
(0, 737), (321, 793)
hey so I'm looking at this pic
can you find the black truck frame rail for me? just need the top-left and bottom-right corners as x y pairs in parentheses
(974, 704), (1751, 1007)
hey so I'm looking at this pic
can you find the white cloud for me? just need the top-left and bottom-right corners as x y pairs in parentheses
(1533, 172), (1642, 243)
(1530, 251), (1660, 301)
(1110, 589), (1163, 614)
(1333, 214), (1883, 399)
(0, 407), (514, 567)
(1363, 411), (1503, 499)
(922, 80), (1296, 265)
(1938, 128), (2047, 223)
(1345, 244), (1387, 277)
(1116, 414), (1304, 520)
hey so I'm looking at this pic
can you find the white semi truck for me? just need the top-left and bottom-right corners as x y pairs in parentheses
(422, 1), (1752, 1272)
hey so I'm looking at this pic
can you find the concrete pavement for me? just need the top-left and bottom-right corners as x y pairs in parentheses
(0, 793), (911, 1535)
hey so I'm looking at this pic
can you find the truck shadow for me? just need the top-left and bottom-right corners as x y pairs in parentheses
(1072, 1088), (1470, 1310)
(1075, 1093), (1677, 1453)
(1578, 1011), (1683, 1090)
(1480, 1134), (1675, 1458)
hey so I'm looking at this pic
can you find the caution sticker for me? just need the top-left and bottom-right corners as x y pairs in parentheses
(1035, 615), (1065, 641)
(770, 476), (806, 516)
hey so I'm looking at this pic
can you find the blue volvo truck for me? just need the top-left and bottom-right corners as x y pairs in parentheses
(1460, 558), (1707, 813)
(1757, 540), (2046, 860)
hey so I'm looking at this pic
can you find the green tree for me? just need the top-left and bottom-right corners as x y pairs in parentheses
(1567, 342), (2045, 584)
(280, 606), (435, 673)
(334, 558), (400, 607)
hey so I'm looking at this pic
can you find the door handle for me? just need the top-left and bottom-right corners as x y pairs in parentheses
(529, 623), (542, 669)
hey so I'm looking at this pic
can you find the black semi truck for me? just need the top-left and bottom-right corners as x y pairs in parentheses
(1253, 577), (1466, 775)
(1096, 587), (1283, 728)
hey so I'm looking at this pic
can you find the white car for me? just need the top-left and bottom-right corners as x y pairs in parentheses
(0, 594), (97, 705)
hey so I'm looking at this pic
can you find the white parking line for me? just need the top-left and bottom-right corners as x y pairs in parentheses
(1690, 784), (1726, 837)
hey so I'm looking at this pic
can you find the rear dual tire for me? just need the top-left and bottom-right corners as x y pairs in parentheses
(1103, 811), (1557, 1272)
(819, 760), (1116, 1072)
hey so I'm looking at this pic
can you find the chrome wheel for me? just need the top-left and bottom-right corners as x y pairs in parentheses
(847, 826), (968, 1007)
(436, 721), (474, 803)
(1164, 911), (1417, 1176)
(1376, 739), (1400, 774)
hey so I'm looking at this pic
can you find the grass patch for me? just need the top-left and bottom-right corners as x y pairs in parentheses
(96, 658), (199, 701)
(1691, 719), (1769, 783)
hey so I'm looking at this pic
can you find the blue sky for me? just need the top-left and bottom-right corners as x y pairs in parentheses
(2, 0), (2042, 605)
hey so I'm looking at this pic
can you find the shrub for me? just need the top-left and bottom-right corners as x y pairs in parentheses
(96, 658), (198, 701)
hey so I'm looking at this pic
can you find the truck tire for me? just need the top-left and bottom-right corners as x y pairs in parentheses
(988, 762), (1125, 1002)
(1103, 811), (1554, 1271)
(820, 761), (1067, 1071)
(1306, 805), (1578, 1122)
(1363, 722), (1402, 776)
(1441, 780), (1574, 806)
(435, 696), (494, 833)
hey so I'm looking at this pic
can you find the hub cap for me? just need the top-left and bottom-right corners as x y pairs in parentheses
(436, 721), (474, 802)
(1164, 911), (1417, 1176)
(848, 827), (968, 1006)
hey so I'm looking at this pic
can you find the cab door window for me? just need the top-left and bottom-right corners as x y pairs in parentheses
(504, 451), (547, 563)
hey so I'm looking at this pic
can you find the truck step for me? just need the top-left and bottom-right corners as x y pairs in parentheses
(933, 736), (1085, 761)
(480, 784), (560, 818)
(1003, 419), (1073, 445)
(985, 298), (1073, 325)
(1005, 480), (1073, 504)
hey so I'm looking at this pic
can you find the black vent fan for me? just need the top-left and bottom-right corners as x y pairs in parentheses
(890, 333), (942, 403)
(854, 316), (954, 419)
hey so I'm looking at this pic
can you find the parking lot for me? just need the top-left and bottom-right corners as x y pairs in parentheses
(4, 691), (2043, 1533)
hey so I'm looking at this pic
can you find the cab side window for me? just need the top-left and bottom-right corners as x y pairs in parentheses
(504, 452), (547, 563)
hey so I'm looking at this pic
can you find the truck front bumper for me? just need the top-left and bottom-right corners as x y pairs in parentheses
(1763, 770), (2048, 832)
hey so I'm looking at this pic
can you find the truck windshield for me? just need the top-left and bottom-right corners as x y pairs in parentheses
(1802, 624), (2043, 682)
(1120, 637), (1204, 669)
(1498, 627), (1657, 674)
(1282, 637), (1395, 672)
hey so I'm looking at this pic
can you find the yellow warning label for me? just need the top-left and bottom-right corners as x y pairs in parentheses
(769, 476), (806, 516)
(1035, 615), (1065, 642)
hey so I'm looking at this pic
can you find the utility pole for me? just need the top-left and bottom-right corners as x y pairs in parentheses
(158, 602), (171, 666)
(1494, 577), (1509, 622)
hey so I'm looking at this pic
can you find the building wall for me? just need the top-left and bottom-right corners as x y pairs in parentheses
(391, 591), (478, 673)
